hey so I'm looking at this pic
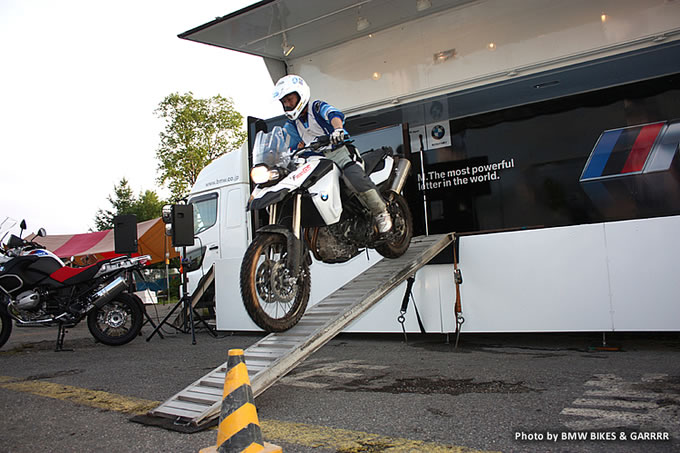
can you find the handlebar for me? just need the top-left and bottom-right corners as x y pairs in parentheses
(292, 134), (351, 157)
(2, 234), (45, 257)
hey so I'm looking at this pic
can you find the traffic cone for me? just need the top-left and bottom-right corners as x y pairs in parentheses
(200, 349), (282, 453)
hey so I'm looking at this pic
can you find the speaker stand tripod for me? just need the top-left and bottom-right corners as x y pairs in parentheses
(146, 248), (216, 344)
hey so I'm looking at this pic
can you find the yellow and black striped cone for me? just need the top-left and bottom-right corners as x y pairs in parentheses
(200, 349), (282, 453)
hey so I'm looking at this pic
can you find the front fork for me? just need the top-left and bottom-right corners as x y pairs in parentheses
(292, 193), (302, 240)
(268, 193), (302, 239)
(260, 193), (305, 274)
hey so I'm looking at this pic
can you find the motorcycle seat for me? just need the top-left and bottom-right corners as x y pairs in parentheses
(50, 259), (112, 285)
(361, 146), (393, 175)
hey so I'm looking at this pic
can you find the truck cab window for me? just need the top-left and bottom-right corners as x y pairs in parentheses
(189, 194), (218, 234)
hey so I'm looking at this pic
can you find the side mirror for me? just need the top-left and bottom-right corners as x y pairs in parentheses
(37, 228), (47, 237)
(162, 205), (173, 224)
(20, 220), (26, 230)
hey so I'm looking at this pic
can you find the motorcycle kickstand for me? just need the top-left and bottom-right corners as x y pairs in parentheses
(55, 324), (73, 352)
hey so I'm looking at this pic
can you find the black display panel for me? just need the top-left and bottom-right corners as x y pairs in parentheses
(429, 75), (680, 234)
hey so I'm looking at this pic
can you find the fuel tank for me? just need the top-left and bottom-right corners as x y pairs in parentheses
(0, 253), (63, 294)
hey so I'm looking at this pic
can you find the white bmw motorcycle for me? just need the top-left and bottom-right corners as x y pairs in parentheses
(240, 126), (413, 332)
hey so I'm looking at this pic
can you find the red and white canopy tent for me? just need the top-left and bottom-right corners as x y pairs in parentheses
(29, 218), (179, 266)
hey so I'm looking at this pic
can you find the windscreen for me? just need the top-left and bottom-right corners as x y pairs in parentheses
(252, 126), (292, 168)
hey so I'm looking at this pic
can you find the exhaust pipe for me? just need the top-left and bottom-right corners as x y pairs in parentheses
(389, 158), (411, 195)
(92, 276), (128, 309)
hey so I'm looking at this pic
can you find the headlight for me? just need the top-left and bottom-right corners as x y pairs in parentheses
(250, 166), (270, 184)
(250, 166), (280, 184)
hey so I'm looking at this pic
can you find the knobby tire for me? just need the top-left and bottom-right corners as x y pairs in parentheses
(240, 233), (310, 332)
(376, 193), (414, 259)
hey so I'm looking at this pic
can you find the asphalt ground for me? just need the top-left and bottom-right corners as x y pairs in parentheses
(0, 305), (679, 453)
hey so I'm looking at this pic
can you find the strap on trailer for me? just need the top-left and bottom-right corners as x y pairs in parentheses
(452, 234), (465, 348)
(397, 274), (426, 342)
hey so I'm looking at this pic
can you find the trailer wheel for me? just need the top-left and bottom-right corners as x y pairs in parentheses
(240, 233), (310, 332)
(376, 193), (413, 259)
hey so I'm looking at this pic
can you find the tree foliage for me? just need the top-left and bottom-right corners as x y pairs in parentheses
(155, 92), (247, 201)
(93, 178), (165, 231)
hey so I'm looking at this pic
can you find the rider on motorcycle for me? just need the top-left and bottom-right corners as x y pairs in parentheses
(273, 75), (393, 234)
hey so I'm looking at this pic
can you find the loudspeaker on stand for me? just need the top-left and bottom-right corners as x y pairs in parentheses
(113, 214), (138, 254)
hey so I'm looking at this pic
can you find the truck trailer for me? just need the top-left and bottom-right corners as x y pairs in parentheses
(178, 0), (680, 334)
(139, 0), (680, 430)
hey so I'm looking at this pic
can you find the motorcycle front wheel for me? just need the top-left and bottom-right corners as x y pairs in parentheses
(0, 303), (12, 349)
(87, 292), (143, 346)
(240, 233), (310, 332)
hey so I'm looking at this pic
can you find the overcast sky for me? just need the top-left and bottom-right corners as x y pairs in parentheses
(0, 0), (281, 237)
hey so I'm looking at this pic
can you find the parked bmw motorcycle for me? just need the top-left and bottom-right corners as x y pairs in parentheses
(0, 221), (148, 350)
(240, 126), (413, 332)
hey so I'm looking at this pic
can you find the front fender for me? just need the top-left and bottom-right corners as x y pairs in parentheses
(248, 187), (290, 211)
(255, 225), (307, 273)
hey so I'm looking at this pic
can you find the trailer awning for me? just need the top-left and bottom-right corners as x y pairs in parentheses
(179, 0), (476, 61)
(27, 218), (179, 266)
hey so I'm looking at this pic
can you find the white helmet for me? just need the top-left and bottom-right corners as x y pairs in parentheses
(272, 75), (310, 121)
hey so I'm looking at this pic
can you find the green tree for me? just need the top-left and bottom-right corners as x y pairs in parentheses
(134, 190), (164, 222)
(93, 178), (165, 231)
(155, 92), (247, 201)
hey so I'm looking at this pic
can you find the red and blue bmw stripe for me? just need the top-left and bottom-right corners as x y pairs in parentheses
(580, 121), (669, 181)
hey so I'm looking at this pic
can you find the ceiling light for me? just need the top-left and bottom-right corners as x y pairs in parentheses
(416, 0), (432, 11)
(487, 42), (496, 51)
(372, 72), (382, 80)
(357, 16), (370, 32)
(433, 49), (457, 63)
(282, 43), (295, 56)
(601, 13), (607, 22)
(281, 33), (295, 57)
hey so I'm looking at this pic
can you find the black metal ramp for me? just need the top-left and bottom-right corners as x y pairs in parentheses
(143, 233), (454, 430)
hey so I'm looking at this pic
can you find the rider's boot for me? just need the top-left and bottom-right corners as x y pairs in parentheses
(358, 189), (392, 234)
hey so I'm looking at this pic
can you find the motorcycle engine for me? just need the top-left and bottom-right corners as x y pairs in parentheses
(313, 225), (360, 263)
(15, 290), (41, 310)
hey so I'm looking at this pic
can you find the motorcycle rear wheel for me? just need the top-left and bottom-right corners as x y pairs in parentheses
(240, 233), (310, 332)
(0, 303), (12, 349)
(87, 292), (142, 346)
(376, 193), (413, 259)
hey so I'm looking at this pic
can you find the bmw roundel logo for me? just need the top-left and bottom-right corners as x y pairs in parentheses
(320, 192), (329, 201)
(431, 125), (446, 140)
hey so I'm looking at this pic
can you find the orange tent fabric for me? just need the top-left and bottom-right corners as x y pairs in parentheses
(29, 218), (179, 265)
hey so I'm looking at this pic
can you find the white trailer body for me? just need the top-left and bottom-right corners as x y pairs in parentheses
(181, 0), (680, 333)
